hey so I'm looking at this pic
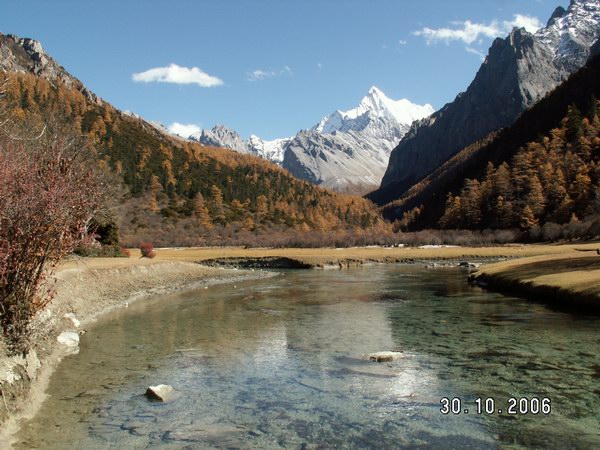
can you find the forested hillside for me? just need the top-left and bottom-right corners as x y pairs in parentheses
(0, 73), (389, 246)
(438, 102), (600, 231)
(384, 52), (600, 238)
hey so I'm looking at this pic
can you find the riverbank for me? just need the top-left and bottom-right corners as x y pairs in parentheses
(0, 259), (275, 447)
(2, 242), (599, 446)
(124, 242), (600, 268)
(473, 251), (600, 313)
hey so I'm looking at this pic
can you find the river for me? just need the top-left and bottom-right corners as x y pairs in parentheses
(15, 265), (600, 448)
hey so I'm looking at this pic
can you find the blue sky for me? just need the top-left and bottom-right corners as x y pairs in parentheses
(1, 0), (561, 140)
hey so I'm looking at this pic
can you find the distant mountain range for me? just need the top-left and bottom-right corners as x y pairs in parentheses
(3, 0), (597, 241)
(0, 31), (387, 246)
(369, 0), (600, 205)
(190, 87), (433, 193)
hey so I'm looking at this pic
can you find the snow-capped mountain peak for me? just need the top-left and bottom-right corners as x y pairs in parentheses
(190, 86), (435, 193)
(535, 0), (600, 72)
(314, 86), (434, 134)
(351, 86), (434, 124)
(248, 135), (289, 163)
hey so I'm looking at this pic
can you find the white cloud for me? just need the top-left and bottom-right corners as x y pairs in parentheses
(466, 46), (486, 61)
(168, 122), (201, 137)
(398, 39), (408, 45)
(246, 65), (292, 81)
(413, 14), (543, 46)
(132, 63), (223, 87)
(414, 20), (501, 45)
(317, 62), (323, 71)
(506, 14), (543, 33)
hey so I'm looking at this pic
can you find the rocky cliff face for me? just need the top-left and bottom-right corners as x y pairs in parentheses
(589, 36), (600, 58)
(372, 0), (600, 205)
(0, 32), (101, 104)
(192, 125), (249, 155)
(282, 126), (395, 193)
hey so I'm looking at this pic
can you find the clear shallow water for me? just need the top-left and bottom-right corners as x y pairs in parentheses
(16, 265), (600, 449)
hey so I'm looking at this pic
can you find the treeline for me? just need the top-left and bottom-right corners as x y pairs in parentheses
(1, 73), (389, 246)
(439, 102), (600, 230)
(386, 51), (600, 239)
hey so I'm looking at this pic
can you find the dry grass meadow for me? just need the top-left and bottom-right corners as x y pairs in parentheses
(130, 242), (598, 264)
(60, 242), (600, 300)
(475, 251), (600, 300)
(59, 242), (599, 268)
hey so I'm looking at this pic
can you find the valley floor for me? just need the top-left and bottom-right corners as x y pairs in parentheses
(1, 242), (599, 447)
(140, 244), (600, 311)
(125, 242), (600, 267)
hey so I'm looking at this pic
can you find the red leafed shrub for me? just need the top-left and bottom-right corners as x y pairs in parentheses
(139, 242), (155, 258)
(120, 247), (131, 258)
(0, 136), (102, 354)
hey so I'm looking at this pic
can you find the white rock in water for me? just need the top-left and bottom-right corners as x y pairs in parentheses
(57, 331), (80, 347)
(64, 313), (80, 328)
(145, 384), (174, 402)
(366, 351), (403, 363)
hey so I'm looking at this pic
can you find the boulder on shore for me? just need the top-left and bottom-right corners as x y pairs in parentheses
(57, 331), (79, 347)
(459, 261), (480, 268)
(145, 384), (174, 402)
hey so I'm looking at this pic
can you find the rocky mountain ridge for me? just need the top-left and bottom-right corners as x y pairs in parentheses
(0, 32), (101, 104)
(371, 0), (600, 205)
(192, 87), (433, 193)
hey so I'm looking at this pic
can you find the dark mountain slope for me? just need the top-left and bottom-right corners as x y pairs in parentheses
(382, 51), (600, 230)
(369, 0), (600, 206)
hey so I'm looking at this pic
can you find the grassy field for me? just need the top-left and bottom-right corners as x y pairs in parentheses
(475, 251), (600, 301)
(123, 242), (600, 267)
(60, 242), (600, 270)
(470, 245), (600, 313)
(60, 243), (600, 308)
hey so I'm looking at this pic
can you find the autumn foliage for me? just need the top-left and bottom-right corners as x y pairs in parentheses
(437, 103), (600, 232)
(139, 242), (156, 258)
(0, 135), (102, 354)
(0, 73), (389, 247)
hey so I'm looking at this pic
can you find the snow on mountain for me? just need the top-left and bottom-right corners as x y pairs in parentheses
(374, 0), (600, 205)
(536, 0), (600, 73)
(189, 87), (433, 193)
(248, 135), (288, 163)
(314, 86), (434, 134)
(190, 126), (290, 162)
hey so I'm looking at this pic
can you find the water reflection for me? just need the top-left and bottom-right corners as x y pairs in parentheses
(15, 265), (600, 449)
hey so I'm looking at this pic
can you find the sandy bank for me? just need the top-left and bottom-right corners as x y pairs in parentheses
(473, 251), (600, 312)
(125, 242), (600, 268)
(0, 259), (275, 447)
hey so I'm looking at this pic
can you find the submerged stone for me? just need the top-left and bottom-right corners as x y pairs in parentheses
(366, 351), (403, 363)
